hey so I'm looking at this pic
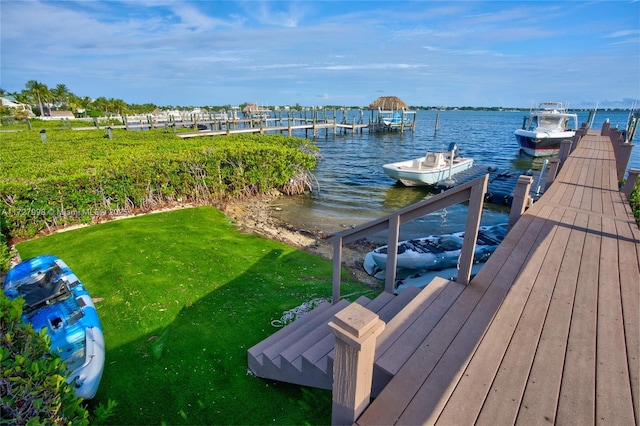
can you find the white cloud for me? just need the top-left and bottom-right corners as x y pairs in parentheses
(1, 0), (637, 108)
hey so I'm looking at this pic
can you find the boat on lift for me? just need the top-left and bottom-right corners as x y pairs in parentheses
(383, 143), (474, 186)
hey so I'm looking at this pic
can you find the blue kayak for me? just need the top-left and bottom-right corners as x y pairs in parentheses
(4, 255), (105, 399)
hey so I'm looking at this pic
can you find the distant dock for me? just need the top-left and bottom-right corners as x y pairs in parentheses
(175, 117), (370, 139)
(64, 108), (417, 137)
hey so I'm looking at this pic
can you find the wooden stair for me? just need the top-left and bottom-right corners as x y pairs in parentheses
(247, 277), (465, 394)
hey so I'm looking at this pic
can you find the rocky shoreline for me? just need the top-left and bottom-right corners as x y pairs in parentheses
(215, 193), (381, 287)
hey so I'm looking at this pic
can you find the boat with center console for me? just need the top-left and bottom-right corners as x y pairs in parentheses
(382, 143), (474, 186)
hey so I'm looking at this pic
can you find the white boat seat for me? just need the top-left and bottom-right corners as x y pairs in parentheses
(423, 153), (446, 169)
(424, 153), (438, 167)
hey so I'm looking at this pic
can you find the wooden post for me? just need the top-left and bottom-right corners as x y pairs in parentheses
(621, 168), (639, 199)
(558, 139), (573, 164)
(571, 128), (583, 151)
(615, 142), (634, 181)
(332, 238), (342, 304)
(329, 303), (385, 426)
(545, 158), (560, 191)
(456, 173), (487, 285)
(601, 119), (611, 136)
(384, 215), (401, 294)
(508, 175), (533, 232)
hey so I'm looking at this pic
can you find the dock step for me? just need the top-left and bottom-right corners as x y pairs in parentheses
(248, 278), (463, 393)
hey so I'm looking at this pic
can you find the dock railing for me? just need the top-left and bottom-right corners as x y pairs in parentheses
(330, 174), (489, 303)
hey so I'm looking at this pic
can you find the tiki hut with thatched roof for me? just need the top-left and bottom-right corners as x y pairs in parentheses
(368, 96), (409, 111)
(242, 103), (259, 114)
(242, 103), (271, 118)
(368, 96), (416, 132)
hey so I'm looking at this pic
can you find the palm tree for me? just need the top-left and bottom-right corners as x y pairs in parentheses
(52, 84), (72, 109)
(91, 97), (109, 116)
(109, 98), (128, 116)
(8, 91), (29, 104)
(24, 80), (50, 116)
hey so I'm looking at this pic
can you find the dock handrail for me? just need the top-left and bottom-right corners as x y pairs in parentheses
(330, 174), (489, 303)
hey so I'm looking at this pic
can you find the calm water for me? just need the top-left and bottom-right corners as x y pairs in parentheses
(271, 110), (639, 241)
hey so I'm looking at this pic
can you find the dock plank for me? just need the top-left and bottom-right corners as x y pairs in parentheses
(554, 213), (599, 424)
(515, 212), (591, 424)
(594, 216), (636, 424)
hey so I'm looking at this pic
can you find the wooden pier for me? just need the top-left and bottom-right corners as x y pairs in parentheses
(66, 108), (416, 136)
(354, 127), (639, 425)
(175, 118), (370, 139)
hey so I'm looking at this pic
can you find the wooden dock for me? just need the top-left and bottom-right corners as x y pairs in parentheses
(175, 118), (370, 139)
(65, 109), (415, 136)
(355, 129), (639, 425)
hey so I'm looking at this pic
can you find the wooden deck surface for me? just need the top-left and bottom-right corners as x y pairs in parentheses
(356, 131), (639, 425)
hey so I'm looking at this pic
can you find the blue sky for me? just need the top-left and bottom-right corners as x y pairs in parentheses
(1, 1), (639, 108)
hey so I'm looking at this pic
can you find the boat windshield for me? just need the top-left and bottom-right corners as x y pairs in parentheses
(538, 116), (568, 131)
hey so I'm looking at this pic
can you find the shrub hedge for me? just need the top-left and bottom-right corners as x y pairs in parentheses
(0, 294), (118, 424)
(0, 128), (317, 255)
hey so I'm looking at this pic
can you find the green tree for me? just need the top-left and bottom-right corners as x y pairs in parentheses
(24, 80), (50, 116)
(52, 83), (72, 109)
(109, 98), (128, 116)
(91, 96), (109, 116)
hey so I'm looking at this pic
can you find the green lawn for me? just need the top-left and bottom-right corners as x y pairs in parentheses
(14, 206), (375, 425)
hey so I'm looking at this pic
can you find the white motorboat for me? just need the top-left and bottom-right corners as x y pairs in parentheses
(383, 143), (474, 186)
(514, 102), (579, 157)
